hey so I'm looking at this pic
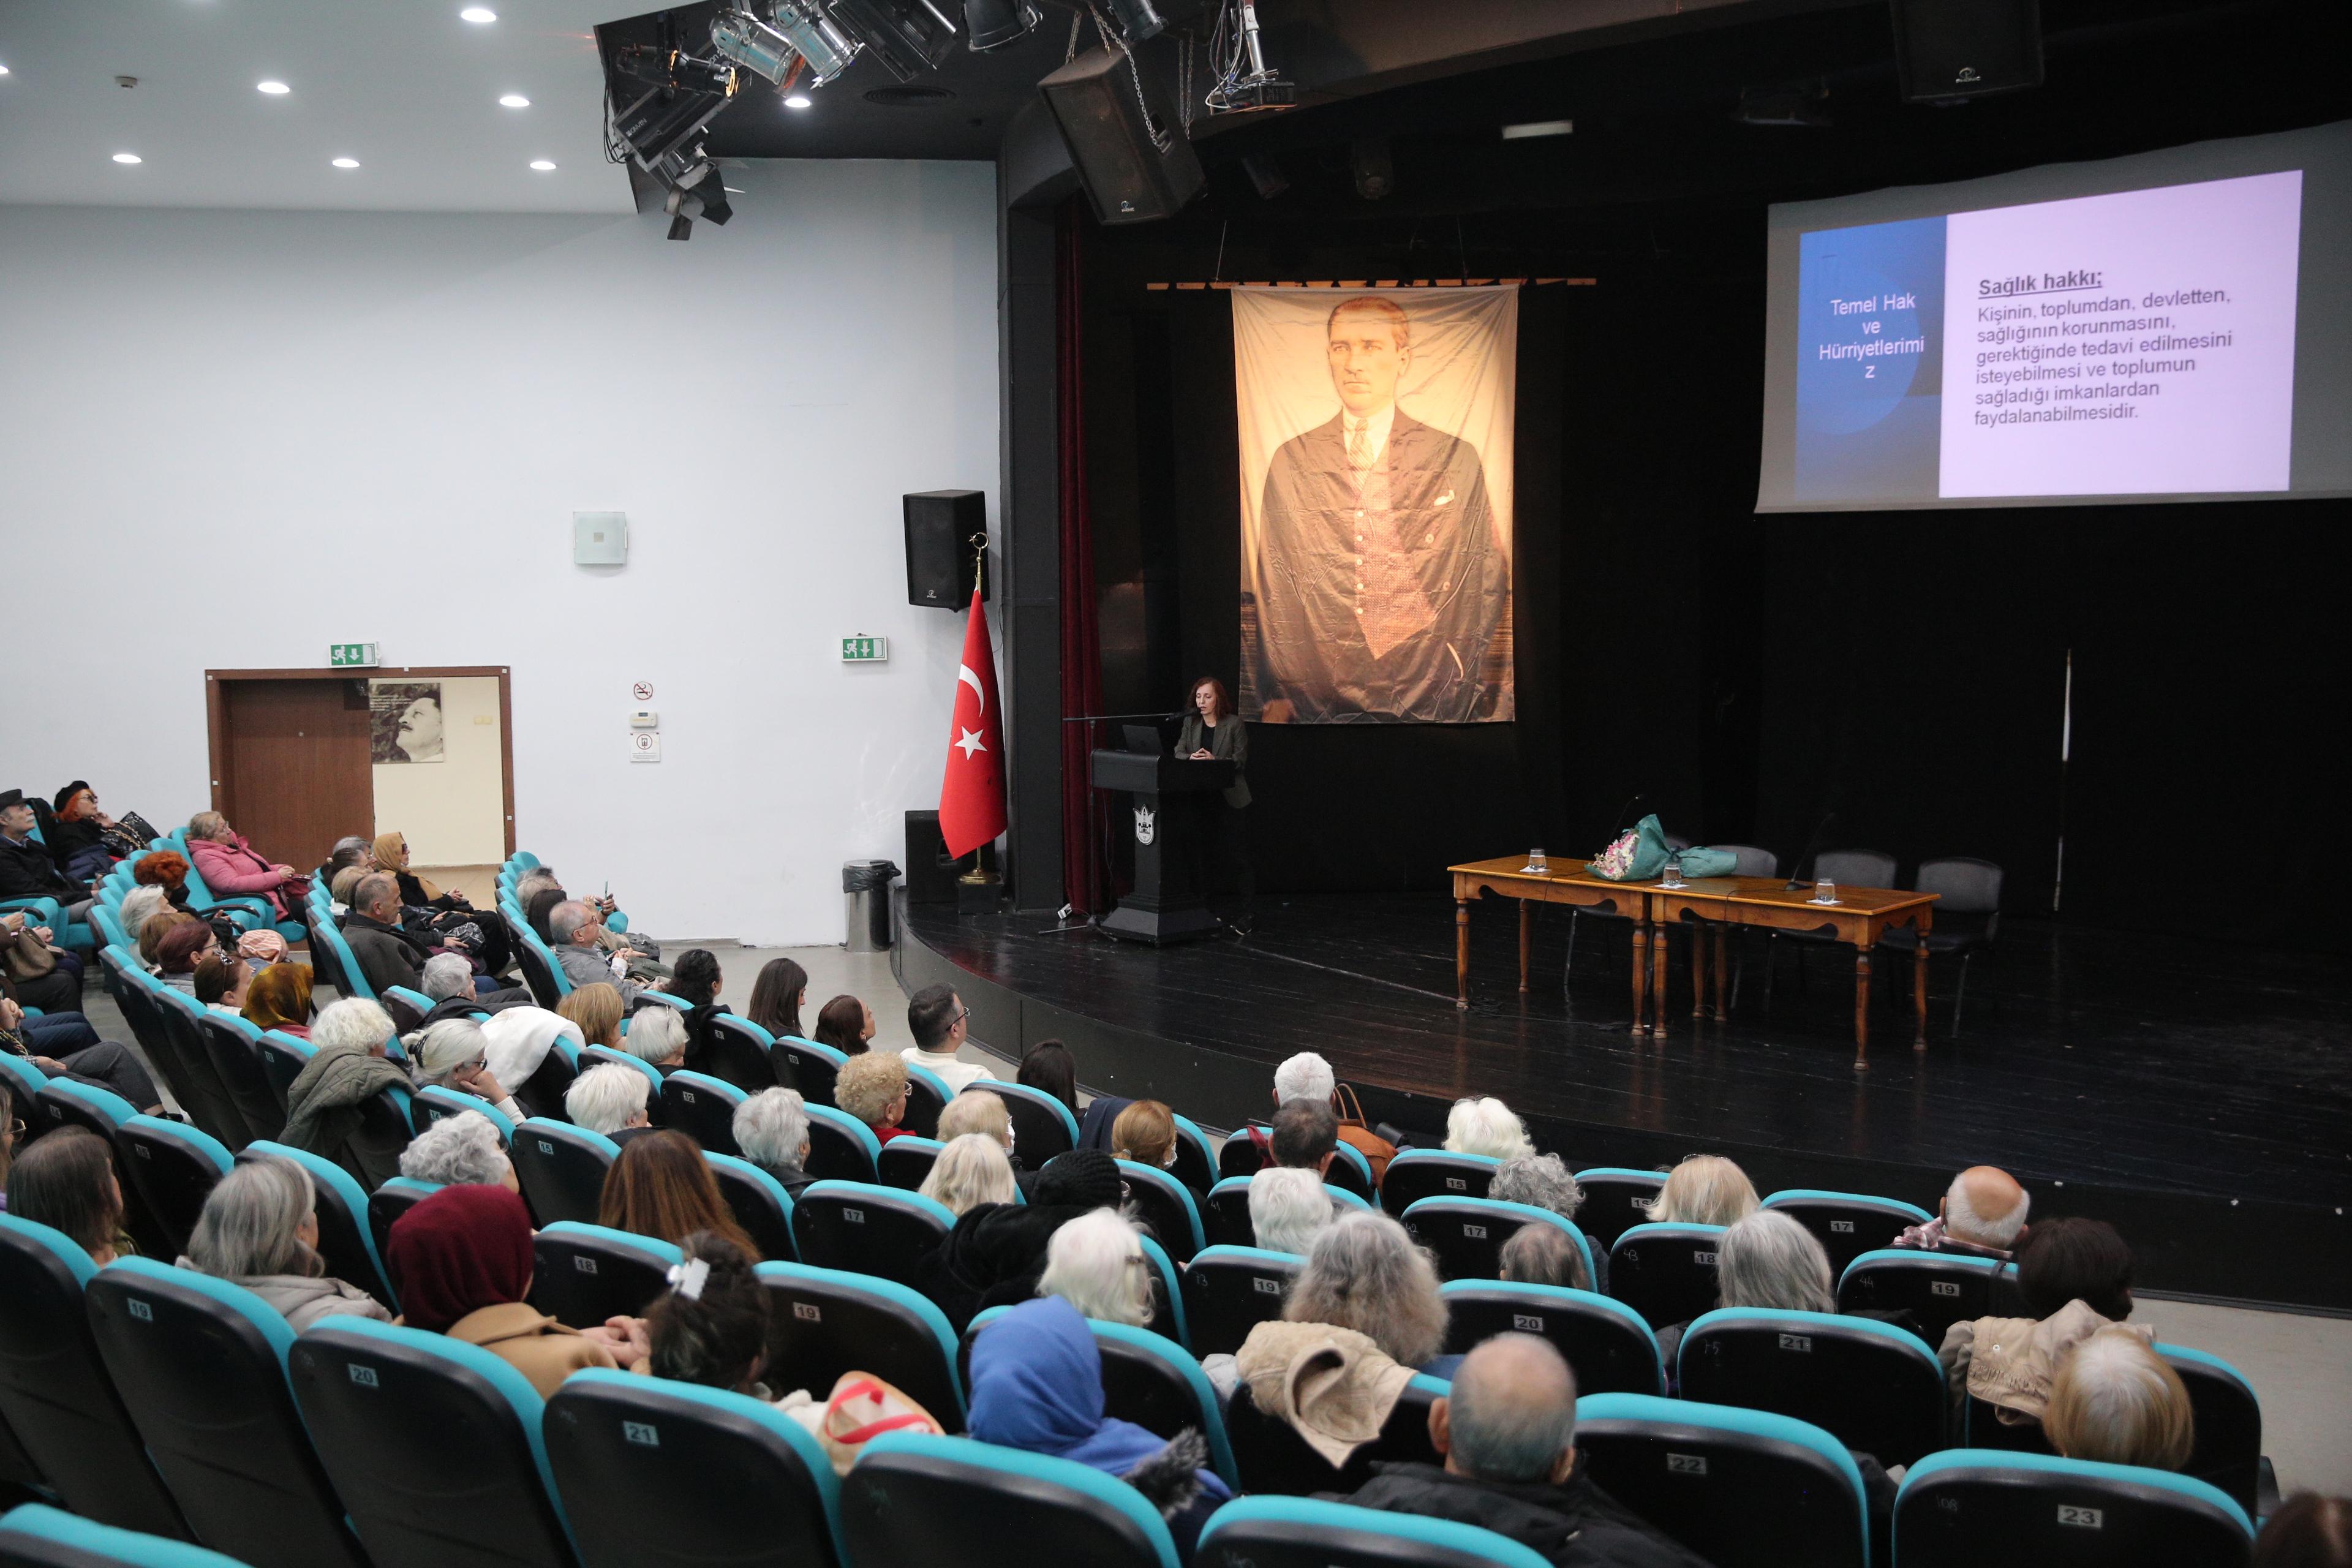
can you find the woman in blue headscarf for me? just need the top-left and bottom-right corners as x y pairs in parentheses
(966, 1295), (1231, 1558)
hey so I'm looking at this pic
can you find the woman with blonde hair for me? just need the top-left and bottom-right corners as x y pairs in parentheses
(938, 1088), (1014, 1151)
(2044, 1326), (2195, 1471)
(1444, 1096), (1535, 1161)
(1644, 1154), (1758, 1227)
(835, 1051), (914, 1145)
(921, 1133), (1020, 1218)
(557, 982), (625, 1051)
(1110, 1099), (1177, 1170)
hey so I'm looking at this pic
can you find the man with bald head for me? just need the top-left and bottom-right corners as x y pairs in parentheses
(1894, 1165), (2031, 1261)
(1333, 1334), (1711, 1566)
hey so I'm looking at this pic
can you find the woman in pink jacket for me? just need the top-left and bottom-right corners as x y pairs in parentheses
(187, 811), (304, 920)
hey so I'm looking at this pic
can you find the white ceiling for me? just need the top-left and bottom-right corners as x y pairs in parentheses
(0, 0), (635, 212)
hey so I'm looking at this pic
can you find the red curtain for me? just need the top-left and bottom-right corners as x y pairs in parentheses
(1056, 203), (1111, 915)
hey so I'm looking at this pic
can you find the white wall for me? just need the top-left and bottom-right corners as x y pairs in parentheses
(0, 160), (999, 944)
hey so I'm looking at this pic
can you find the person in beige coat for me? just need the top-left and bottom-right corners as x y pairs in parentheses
(1939, 1216), (2147, 1429)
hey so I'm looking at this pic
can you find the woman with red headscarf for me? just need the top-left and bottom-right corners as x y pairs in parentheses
(382, 1185), (642, 1396)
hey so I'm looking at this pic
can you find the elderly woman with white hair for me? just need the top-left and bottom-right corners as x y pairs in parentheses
(118, 884), (171, 952)
(398, 1110), (519, 1191)
(619, 1006), (689, 1074)
(403, 1018), (526, 1122)
(1248, 1166), (1335, 1256)
(179, 1155), (392, 1330)
(565, 1062), (654, 1141)
(1653, 1208), (1836, 1380)
(1036, 1208), (1155, 1328)
(1444, 1096), (1536, 1162)
(280, 998), (414, 1188)
(731, 1086), (815, 1197)
(921, 1133), (1020, 1218)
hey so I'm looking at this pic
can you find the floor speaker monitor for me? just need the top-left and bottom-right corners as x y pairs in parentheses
(1040, 45), (1204, 225)
(905, 489), (989, 609)
(1891, 0), (2043, 102)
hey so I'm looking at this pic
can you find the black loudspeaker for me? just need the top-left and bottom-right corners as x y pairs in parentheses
(905, 812), (960, 905)
(1891, 0), (2043, 102)
(904, 490), (989, 609)
(1039, 45), (1204, 226)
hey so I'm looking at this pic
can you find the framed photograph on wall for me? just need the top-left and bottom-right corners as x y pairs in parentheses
(369, 680), (445, 764)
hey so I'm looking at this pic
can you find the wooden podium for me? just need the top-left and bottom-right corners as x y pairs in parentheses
(1090, 749), (1236, 944)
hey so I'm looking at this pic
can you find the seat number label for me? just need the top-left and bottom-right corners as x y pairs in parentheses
(1778, 1333), (1813, 1352)
(680, 1091), (697, 1104)
(127, 1299), (153, 1321)
(349, 1365), (379, 1388)
(1830, 1219), (1854, 1233)
(134, 1144), (151, 1159)
(2058, 1506), (2103, 1529)
(624, 1422), (659, 1447)
(1694, 1251), (1718, 1265)
(1463, 1224), (1487, 1240)
(575, 1257), (598, 1273)
(794, 1302), (822, 1321)
(1254, 1277), (1282, 1295)
(1445, 1178), (1467, 1191)
(1932, 1280), (1961, 1297)
(1632, 1194), (1649, 1206)
(1513, 1314), (1544, 1331)
(1667, 1453), (1708, 1475)
(539, 1140), (556, 1154)
(843, 1208), (865, 1224)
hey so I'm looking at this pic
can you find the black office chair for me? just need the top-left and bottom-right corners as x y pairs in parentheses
(1877, 856), (2005, 1037)
(1765, 848), (1899, 1012)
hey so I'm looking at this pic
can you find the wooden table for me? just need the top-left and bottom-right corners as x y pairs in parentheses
(1449, 856), (1937, 1069)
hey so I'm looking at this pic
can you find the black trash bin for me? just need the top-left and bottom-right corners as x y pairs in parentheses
(843, 860), (899, 952)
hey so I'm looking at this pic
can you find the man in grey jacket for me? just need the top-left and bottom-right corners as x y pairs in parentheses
(548, 900), (642, 1004)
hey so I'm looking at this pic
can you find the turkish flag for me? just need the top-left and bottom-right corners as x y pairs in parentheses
(938, 587), (1007, 858)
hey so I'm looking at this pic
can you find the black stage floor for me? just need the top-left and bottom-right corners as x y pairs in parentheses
(896, 892), (2352, 1310)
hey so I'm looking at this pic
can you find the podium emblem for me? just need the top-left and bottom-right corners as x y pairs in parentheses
(1133, 804), (1156, 845)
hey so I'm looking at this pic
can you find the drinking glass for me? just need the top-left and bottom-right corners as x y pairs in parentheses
(1526, 846), (1548, 874)
(1816, 880), (1838, 905)
(1662, 856), (1684, 888)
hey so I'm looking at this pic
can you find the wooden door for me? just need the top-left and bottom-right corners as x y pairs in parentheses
(214, 679), (374, 870)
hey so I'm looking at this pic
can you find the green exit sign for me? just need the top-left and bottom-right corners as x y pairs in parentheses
(840, 635), (889, 663)
(328, 643), (380, 668)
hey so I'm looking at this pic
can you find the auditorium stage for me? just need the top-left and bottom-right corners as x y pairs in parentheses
(895, 891), (2351, 1311)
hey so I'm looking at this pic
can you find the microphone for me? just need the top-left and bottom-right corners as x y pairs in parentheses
(1785, 810), (1838, 891)
(1607, 793), (1645, 840)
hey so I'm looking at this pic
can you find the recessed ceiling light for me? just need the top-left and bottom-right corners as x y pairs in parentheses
(459, 6), (497, 21)
(257, 79), (290, 94)
(332, 157), (360, 168)
(498, 93), (530, 108)
(0, 64), (12, 77)
(112, 153), (142, 164)
(783, 93), (812, 109)
(529, 159), (556, 171)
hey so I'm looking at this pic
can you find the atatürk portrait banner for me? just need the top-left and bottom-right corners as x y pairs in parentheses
(1235, 285), (1516, 725)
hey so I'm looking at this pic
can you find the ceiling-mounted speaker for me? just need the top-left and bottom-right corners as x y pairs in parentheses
(1890, 0), (2043, 102)
(1040, 45), (1204, 225)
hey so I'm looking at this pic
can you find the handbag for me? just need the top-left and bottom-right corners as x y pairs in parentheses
(810, 1372), (943, 1476)
(3, 928), (58, 984)
(1329, 1083), (1396, 1182)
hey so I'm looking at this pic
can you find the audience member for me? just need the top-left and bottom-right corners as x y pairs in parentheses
(1337, 1334), (1713, 1568)
(137, 910), (200, 971)
(968, 1295), (1232, 1557)
(1268, 1049), (1396, 1180)
(1654, 1209), (1833, 1373)
(516, 867), (567, 943)
(327, 866), (369, 918)
(0, 1085), (15, 1208)
(1490, 1154), (1585, 1221)
(417, 951), (529, 1025)
(0, 911), (82, 1016)
(194, 952), (252, 1016)
(747, 957), (810, 1042)
(1249, 1166), (1337, 1256)
(644, 1231), (772, 1393)
(922, 1132), (1021, 1218)
(599, 1130), (758, 1257)
(118, 884), (170, 950)
(813, 993), (874, 1055)
(621, 1006), (689, 1073)
(478, 1004), (583, 1106)
(132, 849), (202, 919)
(5, 1126), (131, 1263)
(835, 1051), (915, 1145)
(154, 919), (221, 993)
(372, 831), (510, 973)
(2252, 1494), (2352, 1568)
(549, 900), (643, 1003)
(1110, 1099), (1178, 1170)
(0, 790), (94, 925)
(902, 983), (996, 1094)
(404, 1019), (525, 1120)
(243, 960), (315, 1038)
(555, 982), (625, 1050)
(1269, 1097), (1340, 1175)
(1287, 1212), (1449, 1368)
(732, 1087), (816, 1197)
(186, 811), (305, 921)
(1940, 1216), (2146, 1428)
(180, 1155), (391, 1329)
(1499, 1223), (1589, 1291)
(1017, 1039), (1079, 1115)
(385, 1184), (628, 1396)
(45, 783), (117, 881)
(2043, 1325), (2195, 1471)
(672, 949), (764, 1085)
(280, 997), (412, 1188)
(1894, 1166), (2031, 1261)
(918, 1148), (1125, 1332)
(1643, 1155), (1758, 1228)
(1, 991), (162, 1110)
(1213, 1212), (1452, 1424)
(1446, 1096), (1537, 1161)
(314, 835), (372, 891)
(398, 1110), (519, 1189)
(938, 1088), (1015, 1153)
(565, 1062), (654, 1140)
(1037, 1208), (1155, 1327)
(342, 873), (436, 995)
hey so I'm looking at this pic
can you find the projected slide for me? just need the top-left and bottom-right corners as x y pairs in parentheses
(1791, 171), (2302, 503)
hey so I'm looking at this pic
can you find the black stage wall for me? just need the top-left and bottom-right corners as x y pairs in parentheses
(1058, 4), (2352, 946)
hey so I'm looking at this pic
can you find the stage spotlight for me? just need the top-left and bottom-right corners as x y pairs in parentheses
(1202, 0), (1295, 113)
(614, 43), (739, 97)
(962, 0), (1039, 52)
(823, 0), (958, 83)
(659, 154), (733, 241)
